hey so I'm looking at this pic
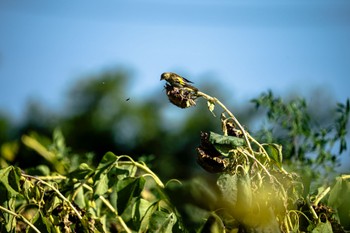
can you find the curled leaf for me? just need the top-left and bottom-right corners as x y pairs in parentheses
(207, 100), (216, 117)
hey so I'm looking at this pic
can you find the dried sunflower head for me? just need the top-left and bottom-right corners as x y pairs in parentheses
(164, 84), (197, 108)
(196, 132), (228, 173)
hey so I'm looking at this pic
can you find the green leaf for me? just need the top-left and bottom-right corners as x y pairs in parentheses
(237, 172), (253, 210)
(217, 173), (238, 206)
(138, 201), (158, 233)
(131, 198), (154, 230)
(116, 177), (146, 214)
(0, 196), (16, 232)
(209, 131), (245, 156)
(28, 211), (54, 233)
(68, 163), (94, 180)
(209, 131), (245, 147)
(44, 194), (62, 214)
(217, 172), (252, 217)
(96, 152), (118, 171)
(0, 166), (21, 197)
(26, 165), (51, 176)
(328, 176), (349, 208)
(311, 220), (333, 233)
(148, 210), (177, 233)
(93, 152), (119, 197)
(80, 215), (105, 233)
(263, 143), (283, 169)
(93, 170), (110, 197)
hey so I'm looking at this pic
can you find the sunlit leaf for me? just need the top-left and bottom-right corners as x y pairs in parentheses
(328, 176), (348, 208)
(93, 152), (119, 197)
(237, 172), (253, 210)
(132, 198), (154, 230)
(0, 166), (21, 197)
(200, 213), (225, 233)
(207, 100), (216, 117)
(138, 201), (158, 233)
(311, 220), (333, 233)
(93, 171), (110, 197)
(217, 173), (238, 207)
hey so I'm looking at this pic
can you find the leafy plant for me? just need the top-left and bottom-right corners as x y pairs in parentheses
(161, 76), (349, 232)
(0, 131), (184, 232)
(0, 75), (349, 232)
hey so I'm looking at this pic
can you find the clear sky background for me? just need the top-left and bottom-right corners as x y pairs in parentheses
(1, 1), (350, 120)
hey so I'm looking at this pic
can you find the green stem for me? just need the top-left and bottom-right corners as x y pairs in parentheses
(117, 156), (165, 188)
(197, 91), (253, 152)
(314, 186), (330, 206)
(0, 205), (41, 233)
(99, 196), (132, 233)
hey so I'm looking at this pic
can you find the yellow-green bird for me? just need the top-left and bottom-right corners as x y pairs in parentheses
(160, 72), (198, 91)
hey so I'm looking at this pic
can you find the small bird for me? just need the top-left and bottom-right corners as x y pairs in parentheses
(160, 72), (198, 91)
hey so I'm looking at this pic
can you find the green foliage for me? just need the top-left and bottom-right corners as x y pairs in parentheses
(252, 91), (350, 181)
(0, 70), (349, 232)
(0, 134), (185, 232)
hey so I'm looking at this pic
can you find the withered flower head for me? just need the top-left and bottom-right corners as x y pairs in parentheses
(225, 121), (244, 138)
(221, 113), (244, 138)
(164, 84), (197, 108)
(196, 132), (228, 173)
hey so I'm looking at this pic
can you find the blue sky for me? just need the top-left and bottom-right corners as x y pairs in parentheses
(1, 1), (350, 120)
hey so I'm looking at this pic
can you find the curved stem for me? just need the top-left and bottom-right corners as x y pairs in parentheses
(116, 156), (165, 188)
(0, 205), (41, 233)
(197, 91), (253, 152)
(99, 196), (132, 233)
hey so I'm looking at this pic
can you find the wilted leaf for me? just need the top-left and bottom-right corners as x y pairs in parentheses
(207, 100), (216, 117)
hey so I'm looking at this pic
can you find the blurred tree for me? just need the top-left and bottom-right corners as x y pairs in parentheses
(0, 68), (348, 182)
(59, 70), (219, 179)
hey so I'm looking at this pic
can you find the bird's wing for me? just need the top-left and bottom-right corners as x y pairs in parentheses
(182, 77), (194, 83)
